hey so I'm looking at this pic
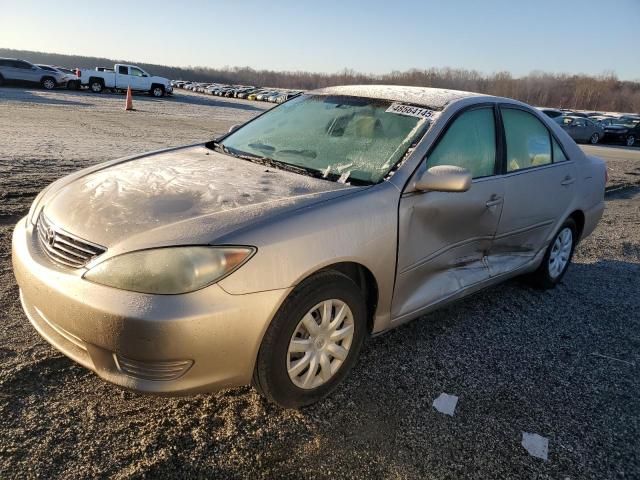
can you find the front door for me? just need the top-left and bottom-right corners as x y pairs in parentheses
(392, 105), (504, 320)
(490, 106), (577, 275)
(128, 67), (150, 91)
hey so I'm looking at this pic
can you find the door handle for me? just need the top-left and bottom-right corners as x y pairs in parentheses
(485, 195), (503, 208)
(561, 175), (575, 186)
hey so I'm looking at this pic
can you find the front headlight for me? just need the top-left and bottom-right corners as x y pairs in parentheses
(83, 246), (255, 294)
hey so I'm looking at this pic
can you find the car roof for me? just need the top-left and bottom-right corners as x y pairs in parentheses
(308, 85), (486, 110)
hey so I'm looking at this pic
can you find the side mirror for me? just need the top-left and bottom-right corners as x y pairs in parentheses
(228, 124), (241, 133)
(415, 165), (472, 193)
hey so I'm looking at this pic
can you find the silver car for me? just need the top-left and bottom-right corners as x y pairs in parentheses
(0, 58), (67, 90)
(12, 86), (606, 408)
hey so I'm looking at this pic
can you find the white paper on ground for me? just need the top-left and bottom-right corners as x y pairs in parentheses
(432, 393), (458, 416)
(521, 432), (549, 461)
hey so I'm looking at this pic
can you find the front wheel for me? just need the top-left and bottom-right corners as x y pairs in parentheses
(528, 218), (577, 289)
(253, 271), (367, 408)
(590, 132), (599, 144)
(150, 85), (165, 97)
(627, 135), (636, 147)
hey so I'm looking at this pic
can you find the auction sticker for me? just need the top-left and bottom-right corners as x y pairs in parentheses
(386, 103), (434, 119)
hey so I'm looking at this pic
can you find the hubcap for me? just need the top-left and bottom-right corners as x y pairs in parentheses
(591, 133), (598, 144)
(287, 299), (355, 389)
(548, 227), (573, 279)
(91, 83), (100, 92)
(44, 79), (54, 89)
(154, 87), (162, 96)
(627, 136), (635, 147)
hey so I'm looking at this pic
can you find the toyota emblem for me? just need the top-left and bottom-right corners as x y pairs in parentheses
(46, 227), (55, 246)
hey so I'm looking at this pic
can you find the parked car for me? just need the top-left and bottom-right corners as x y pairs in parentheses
(602, 117), (640, 147)
(276, 91), (302, 103)
(555, 116), (604, 144)
(0, 58), (67, 89)
(78, 64), (172, 97)
(13, 85), (606, 408)
(560, 109), (588, 118)
(36, 64), (80, 89)
(589, 115), (616, 128)
(537, 108), (564, 119)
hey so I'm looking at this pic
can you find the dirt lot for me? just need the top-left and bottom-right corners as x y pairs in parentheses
(1, 87), (639, 479)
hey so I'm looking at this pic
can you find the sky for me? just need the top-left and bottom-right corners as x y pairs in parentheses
(1, 0), (639, 80)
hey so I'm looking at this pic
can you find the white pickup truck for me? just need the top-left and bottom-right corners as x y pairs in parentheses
(78, 64), (172, 97)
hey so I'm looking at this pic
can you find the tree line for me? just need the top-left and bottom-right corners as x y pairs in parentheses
(2, 48), (638, 113)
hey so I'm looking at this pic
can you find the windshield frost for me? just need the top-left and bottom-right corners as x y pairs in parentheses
(220, 95), (429, 184)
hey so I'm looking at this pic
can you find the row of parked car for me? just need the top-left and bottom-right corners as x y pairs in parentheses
(538, 107), (640, 147)
(171, 80), (303, 104)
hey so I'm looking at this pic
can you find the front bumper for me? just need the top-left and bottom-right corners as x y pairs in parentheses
(12, 217), (290, 394)
(603, 131), (628, 142)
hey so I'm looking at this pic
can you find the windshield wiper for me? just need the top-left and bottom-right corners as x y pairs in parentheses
(207, 141), (373, 186)
(224, 146), (320, 178)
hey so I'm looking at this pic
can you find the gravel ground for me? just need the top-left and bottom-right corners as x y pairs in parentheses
(1, 87), (639, 479)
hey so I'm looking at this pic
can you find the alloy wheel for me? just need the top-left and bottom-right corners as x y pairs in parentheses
(590, 133), (599, 144)
(287, 299), (355, 389)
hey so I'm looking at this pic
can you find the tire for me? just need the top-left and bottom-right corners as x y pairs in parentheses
(627, 135), (636, 147)
(89, 79), (103, 93)
(253, 271), (367, 408)
(150, 85), (165, 97)
(527, 218), (577, 289)
(0, 75), (4, 87)
(41, 77), (56, 90)
(590, 133), (599, 144)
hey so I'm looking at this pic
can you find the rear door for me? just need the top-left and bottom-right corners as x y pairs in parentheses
(490, 106), (576, 275)
(115, 65), (131, 89)
(392, 105), (505, 319)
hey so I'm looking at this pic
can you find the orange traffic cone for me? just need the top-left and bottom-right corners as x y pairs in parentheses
(125, 86), (133, 111)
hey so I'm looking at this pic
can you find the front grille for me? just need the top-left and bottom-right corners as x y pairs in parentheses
(114, 354), (193, 381)
(36, 212), (106, 268)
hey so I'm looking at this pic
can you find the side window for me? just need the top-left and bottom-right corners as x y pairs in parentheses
(553, 138), (567, 162)
(118, 65), (128, 75)
(575, 118), (586, 127)
(502, 108), (551, 172)
(130, 67), (144, 77)
(426, 107), (496, 178)
(13, 61), (32, 69)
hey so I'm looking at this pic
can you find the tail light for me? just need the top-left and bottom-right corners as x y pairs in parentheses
(76, 69), (81, 77)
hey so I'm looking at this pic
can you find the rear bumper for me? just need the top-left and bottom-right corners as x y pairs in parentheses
(12, 217), (290, 395)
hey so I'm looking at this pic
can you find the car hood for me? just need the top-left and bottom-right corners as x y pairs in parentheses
(44, 145), (355, 252)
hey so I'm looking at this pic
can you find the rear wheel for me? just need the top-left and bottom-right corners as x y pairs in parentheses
(253, 271), (366, 408)
(41, 77), (56, 90)
(627, 135), (636, 147)
(528, 218), (577, 289)
(590, 132), (599, 144)
(89, 80), (103, 93)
